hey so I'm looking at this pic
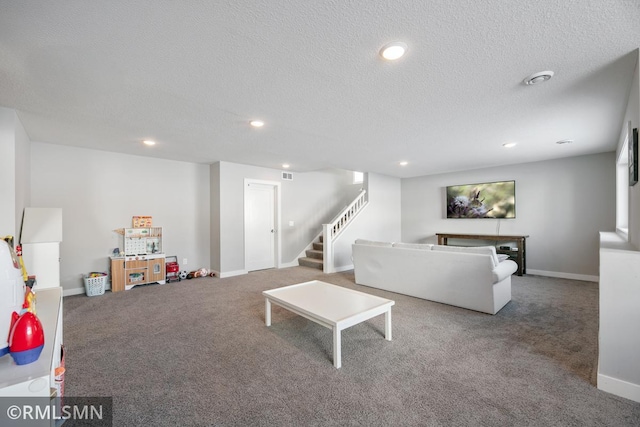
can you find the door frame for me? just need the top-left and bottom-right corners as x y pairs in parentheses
(244, 178), (282, 271)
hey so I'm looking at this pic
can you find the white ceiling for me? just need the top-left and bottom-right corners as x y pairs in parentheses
(1, 1), (639, 178)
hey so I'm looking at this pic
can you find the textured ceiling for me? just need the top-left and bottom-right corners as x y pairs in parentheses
(1, 1), (639, 178)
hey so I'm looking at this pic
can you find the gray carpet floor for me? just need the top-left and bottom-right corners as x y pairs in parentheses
(62, 267), (640, 426)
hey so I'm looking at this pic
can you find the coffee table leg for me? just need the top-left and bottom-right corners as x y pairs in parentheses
(265, 298), (271, 326)
(385, 308), (392, 341)
(333, 327), (341, 369)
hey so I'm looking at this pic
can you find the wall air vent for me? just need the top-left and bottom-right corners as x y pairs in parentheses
(282, 172), (293, 181)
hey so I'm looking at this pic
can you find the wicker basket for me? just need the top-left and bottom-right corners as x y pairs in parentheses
(84, 274), (107, 297)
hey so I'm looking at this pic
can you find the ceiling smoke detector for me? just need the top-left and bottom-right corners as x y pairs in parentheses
(523, 71), (554, 85)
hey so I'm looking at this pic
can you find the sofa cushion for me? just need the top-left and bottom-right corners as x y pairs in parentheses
(354, 239), (393, 247)
(392, 242), (433, 250)
(497, 254), (510, 262)
(432, 245), (500, 267)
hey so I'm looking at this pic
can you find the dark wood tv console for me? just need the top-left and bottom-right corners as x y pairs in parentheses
(436, 233), (528, 276)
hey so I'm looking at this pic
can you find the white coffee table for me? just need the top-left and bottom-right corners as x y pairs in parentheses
(263, 280), (395, 368)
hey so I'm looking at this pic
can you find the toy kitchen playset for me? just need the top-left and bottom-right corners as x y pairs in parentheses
(110, 217), (166, 292)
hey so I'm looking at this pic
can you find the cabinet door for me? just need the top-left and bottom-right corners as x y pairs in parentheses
(148, 258), (165, 283)
(111, 259), (125, 292)
(124, 260), (147, 286)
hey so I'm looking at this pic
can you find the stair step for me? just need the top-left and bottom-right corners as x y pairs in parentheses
(298, 257), (323, 270)
(306, 249), (323, 260)
(319, 234), (323, 243)
(312, 242), (323, 250)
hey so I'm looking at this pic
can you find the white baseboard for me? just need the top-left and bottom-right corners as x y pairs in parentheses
(218, 269), (248, 278)
(279, 260), (300, 268)
(63, 287), (87, 297)
(598, 373), (640, 403)
(63, 280), (114, 297)
(332, 264), (354, 273)
(526, 269), (598, 283)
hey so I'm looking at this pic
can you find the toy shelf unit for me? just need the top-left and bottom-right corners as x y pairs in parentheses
(111, 227), (166, 292)
(123, 227), (163, 256)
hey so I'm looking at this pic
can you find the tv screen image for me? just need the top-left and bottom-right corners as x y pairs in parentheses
(446, 180), (515, 218)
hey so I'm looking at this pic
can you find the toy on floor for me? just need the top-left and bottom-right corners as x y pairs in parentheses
(186, 268), (215, 279)
(165, 256), (181, 283)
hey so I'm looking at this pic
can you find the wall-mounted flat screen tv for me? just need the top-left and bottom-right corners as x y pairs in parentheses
(446, 180), (515, 218)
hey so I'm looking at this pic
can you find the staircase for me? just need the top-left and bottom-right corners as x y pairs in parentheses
(298, 235), (324, 270)
(297, 189), (368, 273)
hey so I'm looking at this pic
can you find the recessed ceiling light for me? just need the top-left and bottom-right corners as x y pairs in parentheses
(142, 140), (156, 146)
(250, 120), (264, 128)
(556, 139), (574, 145)
(399, 161), (408, 166)
(523, 71), (554, 85)
(502, 142), (517, 148)
(282, 164), (290, 169)
(380, 42), (408, 61)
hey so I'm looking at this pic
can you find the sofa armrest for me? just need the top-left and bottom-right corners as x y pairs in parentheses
(492, 260), (518, 283)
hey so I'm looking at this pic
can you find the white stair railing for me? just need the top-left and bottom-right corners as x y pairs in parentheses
(322, 190), (367, 273)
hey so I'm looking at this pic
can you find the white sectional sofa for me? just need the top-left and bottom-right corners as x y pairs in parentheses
(352, 239), (518, 314)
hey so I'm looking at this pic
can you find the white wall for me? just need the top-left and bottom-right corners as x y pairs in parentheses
(30, 143), (210, 293)
(401, 153), (616, 279)
(619, 52), (640, 247)
(0, 107), (17, 237)
(210, 162), (221, 272)
(0, 107), (30, 239)
(14, 115), (31, 236)
(211, 161), (360, 275)
(597, 49), (640, 403)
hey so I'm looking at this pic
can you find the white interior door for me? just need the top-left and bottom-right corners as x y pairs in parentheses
(245, 182), (276, 271)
